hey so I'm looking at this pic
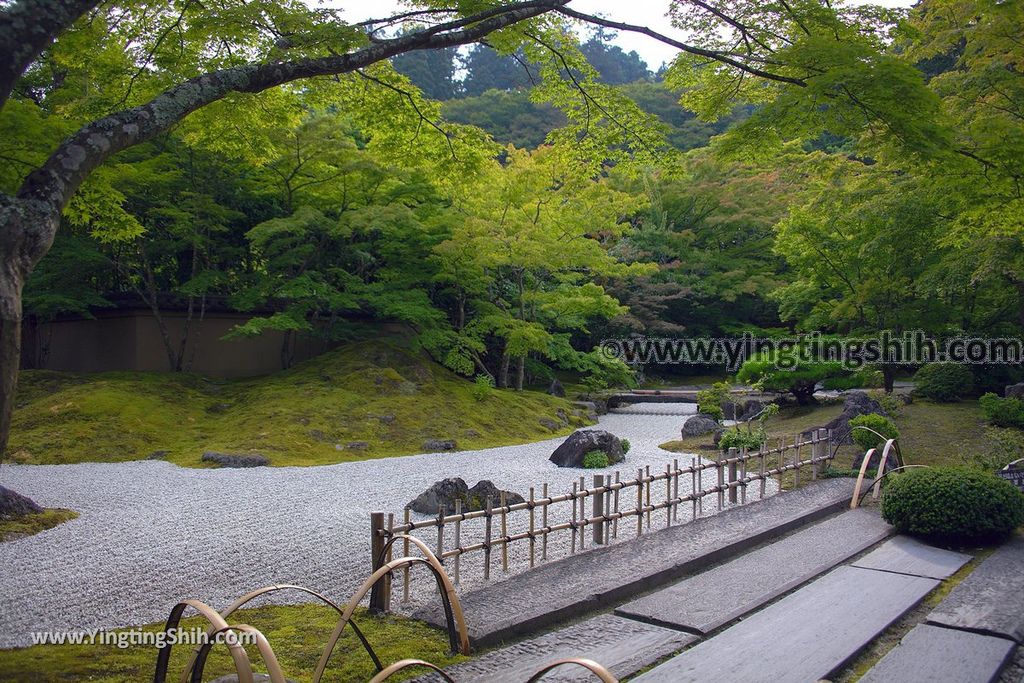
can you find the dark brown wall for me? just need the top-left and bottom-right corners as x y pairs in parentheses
(20, 310), (338, 378)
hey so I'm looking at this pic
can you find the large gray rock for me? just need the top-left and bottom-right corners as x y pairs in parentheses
(815, 392), (887, 448)
(0, 486), (43, 518)
(549, 430), (625, 468)
(408, 478), (524, 514)
(1006, 382), (1024, 399)
(682, 414), (720, 437)
(738, 399), (768, 421)
(548, 379), (566, 397)
(422, 438), (457, 452)
(200, 452), (268, 468)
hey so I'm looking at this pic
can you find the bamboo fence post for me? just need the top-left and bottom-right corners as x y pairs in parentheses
(759, 444), (767, 499)
(483, 497), (492, 581)
(728, 446), (738, 504)
(385, 513), (394, 612)
(740, 447), (748, 505)
(593, 474), (605, 545)
(500, 491), (508, 572)
(402, 507), (411, 602)
(778, 436), (785, 489)
(691, 457), (698, 520)
(436, 504), (445, 565)
(542, 483), (549, 561)
(580, 478), (588, 551)
(793, 435), (801, 488)
(453, 499), (462, 585)
(605, 484), (612, 545)
(717, 452), (725, 511)
(665, 463), (672, 528)
(528, 487), (535, 568)
(612, 471), (620, 539)
(645, 465), (652, 529)
(369, 512), (386, 613)
(636, 468), (643, 536)
(697, 458), (703, 516)
(672, 458), (680, 521)
(571, 481), (578, 554)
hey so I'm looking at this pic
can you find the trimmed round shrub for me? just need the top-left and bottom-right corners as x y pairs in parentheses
(979, 392), (1024, 429)
(913, 363), (974, 402)
(620, 438), (631, 454)
(582, 450), (609, 469)
(849, 413), (900, 452)
(881, 467), (1024, 545)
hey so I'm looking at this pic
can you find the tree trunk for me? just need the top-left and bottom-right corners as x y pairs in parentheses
(791, 380), (817, 406)
(515, 355), (525, 391)
(882, 364), (896, 394)
(497, 352), (511, 389)
(0, 274), (23, 461)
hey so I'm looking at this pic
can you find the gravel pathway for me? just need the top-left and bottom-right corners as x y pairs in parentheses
(0, 406), (775, 648)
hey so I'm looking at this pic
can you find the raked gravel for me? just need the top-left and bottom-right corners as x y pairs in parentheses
(0, 406), (777, 648)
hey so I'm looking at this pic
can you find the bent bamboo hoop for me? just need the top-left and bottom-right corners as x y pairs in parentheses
(152, 598), (252, 683)
(526, 657), (618, 682)
(367, 658), (457, 683)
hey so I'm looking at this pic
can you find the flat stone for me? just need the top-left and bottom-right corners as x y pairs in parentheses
(415, 614), (694, 682)
(927, 535), (1024, 643)
(414, 479), (857, 646)
(633, 566), (939, 683)
(859, 624), (1015, 683)
(616, 508), (893, 634)
(852, 536), (972, 579)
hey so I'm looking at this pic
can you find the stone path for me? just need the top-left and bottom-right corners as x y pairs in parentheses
(633, 565), (940, 683)
(852, 535), (971, 580)
(859, 624), (1015, 683)
(615, 507), (892, 634)
(927, 535), (1024, 644)
(417, 614), (693, 683)
(0, 410), (721, 648)
(414, 478), (856, 646)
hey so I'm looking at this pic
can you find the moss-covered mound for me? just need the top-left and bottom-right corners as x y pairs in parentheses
(10, 338), (589, 467)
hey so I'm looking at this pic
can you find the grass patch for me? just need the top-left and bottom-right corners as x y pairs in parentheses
(0, 604), (463, 682)
(0, 509), (78, 542)
(660, 398), (1004, 489)
(10, 337), (591, 467)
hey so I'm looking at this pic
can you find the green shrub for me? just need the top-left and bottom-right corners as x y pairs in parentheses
(718, 427), (766, 451)
(696, 381), (729, 421)
(881, 467), (1024, 545)
(582, 450), (609, 469)
(620, 438), (631, 454)
(849, 413), (900, 452)
(867, 389), (902, 416)
(961, 427), (1024, 472)
(823, 369), (884, 391)
(471, 374), (494, 401)
(979, 392), (1024, 429)
(913, 363), (974, 402)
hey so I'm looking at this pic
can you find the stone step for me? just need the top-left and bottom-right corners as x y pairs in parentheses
(615, 508), (893, 634)
(851, 536), (972, 580)
(414, 479), (857, 647)
(632, 566), (940, 683)
(415, 614), (694, 682)
(858, 624), (1015, 683)
(927, 535), (1024, 644)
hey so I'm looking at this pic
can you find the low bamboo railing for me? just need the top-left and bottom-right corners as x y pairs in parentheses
(370, 428), (833, 606)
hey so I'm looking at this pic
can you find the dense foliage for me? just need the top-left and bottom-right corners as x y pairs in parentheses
(881, 467), (1024, 545)
(849, 414), (900, 452)
(913, 364), (975, 402)
(979, 393), (1024, 430)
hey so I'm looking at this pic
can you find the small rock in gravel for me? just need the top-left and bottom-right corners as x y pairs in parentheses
(200, 452), (269, 468)
(408, 478), (524, 514)
(0, 486), (43, 518)
(682, 414), (720, 437)
(422, 439), (457, 452)
(549, 430), (625, 468)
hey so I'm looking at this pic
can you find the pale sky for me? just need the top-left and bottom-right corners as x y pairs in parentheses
(327, 0), (918, 71)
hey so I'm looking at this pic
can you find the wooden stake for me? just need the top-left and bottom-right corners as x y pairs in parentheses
(542, 482), (549, 561)
(613, 471), (620, 539)
(483, 497), (492, 581)
(453, 499), (462, 585)
(403, 507), (411, 602)
(571, 481), (578, 554)
(636, 468), (643, 536)
(645, 465), (652, 529)
(500, 491), (508, 572)
(528, 487), (535, 568)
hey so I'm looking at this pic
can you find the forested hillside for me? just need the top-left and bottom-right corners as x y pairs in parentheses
(3, 0), (1022, 402)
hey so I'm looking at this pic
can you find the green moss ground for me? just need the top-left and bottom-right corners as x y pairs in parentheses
(0, 509), (78, 542)
(661, 398), (1006, 477)
(0, 604), (462, 682)
(9, 338), (590, 467)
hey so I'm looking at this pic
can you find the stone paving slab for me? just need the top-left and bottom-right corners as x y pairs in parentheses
(415, 614), (695, 682)
(414, 479), (857, 646)
(928, 535), (1024, 643)
(615, 508), (892, 634)
(858, 624), (1015, 683)
(632, 566), (939, 683)
(852, 535), (972, 579)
